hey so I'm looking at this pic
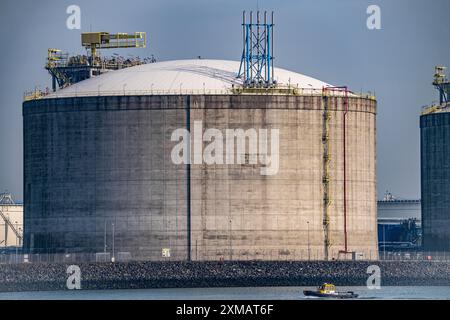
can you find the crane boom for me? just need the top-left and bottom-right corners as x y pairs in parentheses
(81, 32), (146, 58)
(42, 31), (150, 92)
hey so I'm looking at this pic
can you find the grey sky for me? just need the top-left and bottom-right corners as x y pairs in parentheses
(0, 0), (449, 201)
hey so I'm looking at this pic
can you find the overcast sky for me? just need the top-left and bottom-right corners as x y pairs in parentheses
(0, 0), (449, 202)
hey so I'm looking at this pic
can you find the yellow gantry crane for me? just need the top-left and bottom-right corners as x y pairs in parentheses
(432, 66), (449, 105)
(422, 66), (450, 115)
(81, 32), (146, 61)
(44, 31), (148, 92)
(433, 66), (447, 85)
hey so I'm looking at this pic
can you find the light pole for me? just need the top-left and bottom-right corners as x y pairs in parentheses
(229, 218), (232, 260)
(383, 224), (386, 260)
(111, 222), (115, 262)
(15, 222), (18, 263)
(104, 220), (107, 254)
(307, 221), (311, 261)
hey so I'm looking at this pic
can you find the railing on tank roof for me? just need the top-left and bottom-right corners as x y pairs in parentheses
(23, 85), (376, 101)
(421, 102), (450, 115)
(23, 88), (51, 101)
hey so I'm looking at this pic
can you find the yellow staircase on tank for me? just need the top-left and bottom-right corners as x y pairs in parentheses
(322, 91), (333, 260)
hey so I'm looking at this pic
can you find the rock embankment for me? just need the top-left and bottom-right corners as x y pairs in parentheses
(1, 260), (449, 292)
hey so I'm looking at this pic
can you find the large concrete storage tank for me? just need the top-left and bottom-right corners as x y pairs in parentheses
(23, 59), (378, 261)
(421, 110), (450, 251)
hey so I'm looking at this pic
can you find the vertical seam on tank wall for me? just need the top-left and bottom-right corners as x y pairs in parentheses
(186, 95), (192, 261)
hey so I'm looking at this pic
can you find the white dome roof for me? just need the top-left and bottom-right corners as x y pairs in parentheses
(50, 59), (333, 97)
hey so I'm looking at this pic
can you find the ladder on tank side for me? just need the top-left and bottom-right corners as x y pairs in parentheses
(322, 90), (332, 260)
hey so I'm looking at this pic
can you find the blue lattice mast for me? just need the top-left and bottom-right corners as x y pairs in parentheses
(238, 11), (275, 88)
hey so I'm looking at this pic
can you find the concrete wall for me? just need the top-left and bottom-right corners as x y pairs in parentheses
(23, 94), (377, 260)
(421, 112), (450, 251)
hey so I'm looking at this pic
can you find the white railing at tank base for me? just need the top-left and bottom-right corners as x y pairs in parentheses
(1, 249), (448, 265)
(24, 87), (376, 102)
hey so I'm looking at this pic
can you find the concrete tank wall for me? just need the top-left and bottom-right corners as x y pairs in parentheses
(421, 112), (450, 251)
(23, 94), (377, 260)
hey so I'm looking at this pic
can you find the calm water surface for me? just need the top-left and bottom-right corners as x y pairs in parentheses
(0, 286), (449, 300)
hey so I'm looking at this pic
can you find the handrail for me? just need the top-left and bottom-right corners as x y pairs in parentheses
(421, 103), (450, 115)
(24, 87), (377, 101)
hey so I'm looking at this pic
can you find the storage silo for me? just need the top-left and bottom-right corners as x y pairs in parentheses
(23, 59), (378, 261)
(421, 66), (450, 251)
(421, 111), (450, 251)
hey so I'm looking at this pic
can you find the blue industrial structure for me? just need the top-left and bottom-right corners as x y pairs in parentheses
(238, 11), (275, 87)
(377, 195), (422, 251)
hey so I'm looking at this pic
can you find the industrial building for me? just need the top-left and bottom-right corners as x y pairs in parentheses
(377, 192), (421, 250)
(22, 12), (378, 261)
(421, 66), (450, 251)
(0, 193), (23, 250)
